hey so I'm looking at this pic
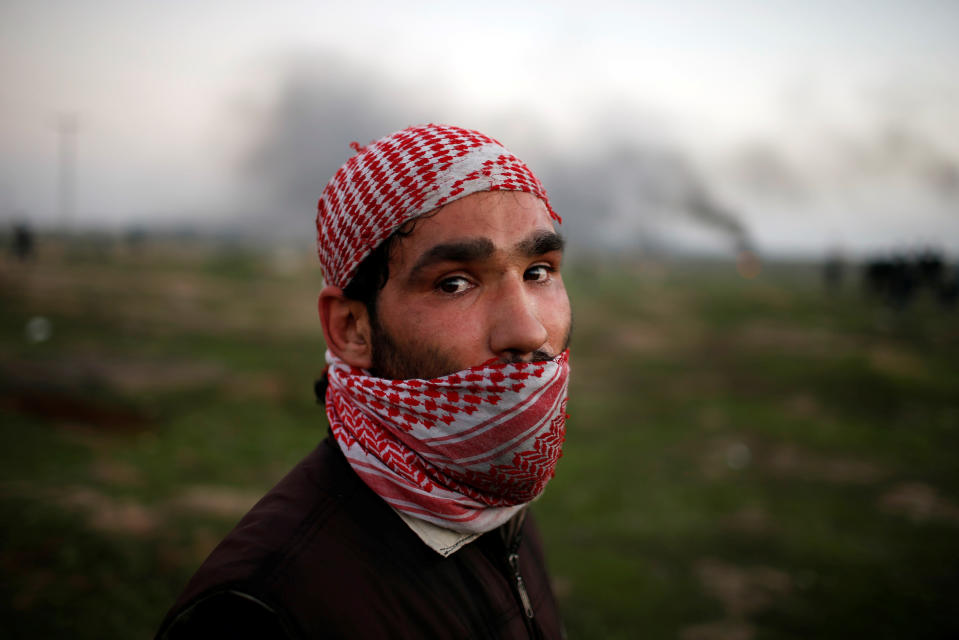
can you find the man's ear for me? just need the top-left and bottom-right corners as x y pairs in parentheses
(318, 285), (373, 369)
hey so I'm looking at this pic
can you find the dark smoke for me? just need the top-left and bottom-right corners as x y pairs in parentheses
(545, 144), (753, 255)
(234, 52), (455, 239)
(233, 52), (754, 256)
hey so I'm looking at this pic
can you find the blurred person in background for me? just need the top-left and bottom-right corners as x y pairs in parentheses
(157, 124), (572, 639)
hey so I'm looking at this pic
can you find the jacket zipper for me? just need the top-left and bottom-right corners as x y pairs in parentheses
(507, 549), (535, 620)
(500, 510), (543, 638)
(505, 524), (544, 639)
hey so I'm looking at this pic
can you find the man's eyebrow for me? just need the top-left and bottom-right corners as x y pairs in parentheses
(516, 230), (565, 257)
(408, 238), (495, 279)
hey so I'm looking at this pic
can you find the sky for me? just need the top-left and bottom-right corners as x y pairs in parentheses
(1, 0), (958, 257)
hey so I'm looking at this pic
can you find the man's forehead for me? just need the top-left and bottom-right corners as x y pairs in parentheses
(420, 191), (552, 234)
(391, 192), (559, 263)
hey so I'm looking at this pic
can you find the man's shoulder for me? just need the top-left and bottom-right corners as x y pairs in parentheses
(190, 438), (370, 578)
(158, 437), (415, 638)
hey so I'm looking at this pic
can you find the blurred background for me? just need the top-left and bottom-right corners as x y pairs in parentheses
(1, 1), (957, 638)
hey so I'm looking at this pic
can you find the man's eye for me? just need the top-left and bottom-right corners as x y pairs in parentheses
(524, 265), (552, 282)
(437, 276), (472, 294)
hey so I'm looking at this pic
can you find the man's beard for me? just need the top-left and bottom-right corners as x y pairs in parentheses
(369, 313), (460, 380)
(369, 313), (571, 381)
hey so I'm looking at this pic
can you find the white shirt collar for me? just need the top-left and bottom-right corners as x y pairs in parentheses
(394, 510), (482, 557)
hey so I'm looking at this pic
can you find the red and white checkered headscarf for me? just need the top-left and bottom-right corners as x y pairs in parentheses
(316, 123), (560, 289)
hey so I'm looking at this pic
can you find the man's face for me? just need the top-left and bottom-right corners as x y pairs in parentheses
(368, 191), (571, 380)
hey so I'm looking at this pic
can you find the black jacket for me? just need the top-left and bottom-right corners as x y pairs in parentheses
(156, 437), (563, 639)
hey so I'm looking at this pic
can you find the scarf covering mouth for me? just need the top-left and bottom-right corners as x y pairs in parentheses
(325, 350), (570, 534)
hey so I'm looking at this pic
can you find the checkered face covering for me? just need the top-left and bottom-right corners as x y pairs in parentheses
(325, 350), (570, 534)
(316, 123), (559, 289)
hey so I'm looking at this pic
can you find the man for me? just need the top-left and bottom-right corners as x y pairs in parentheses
(157, 124), (572, 639)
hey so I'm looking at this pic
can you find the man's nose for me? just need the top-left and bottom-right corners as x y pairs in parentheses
(489, 278), (549, 359)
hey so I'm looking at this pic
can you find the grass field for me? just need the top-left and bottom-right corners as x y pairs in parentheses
(1, 237), (957, 639)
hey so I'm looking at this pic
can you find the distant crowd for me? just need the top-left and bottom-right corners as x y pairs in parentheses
(826, 248), (959, 309)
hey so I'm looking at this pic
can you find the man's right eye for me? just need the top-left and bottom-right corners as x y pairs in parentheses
(437, 276), (472, 294)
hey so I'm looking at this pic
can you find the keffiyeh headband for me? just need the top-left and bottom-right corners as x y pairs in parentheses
(315, 123), (560, 289)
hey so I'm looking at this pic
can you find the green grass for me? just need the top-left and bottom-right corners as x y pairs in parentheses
(1, 240), (957, 638)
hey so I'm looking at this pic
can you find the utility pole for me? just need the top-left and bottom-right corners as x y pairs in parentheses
(56, 113), (79, 232)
